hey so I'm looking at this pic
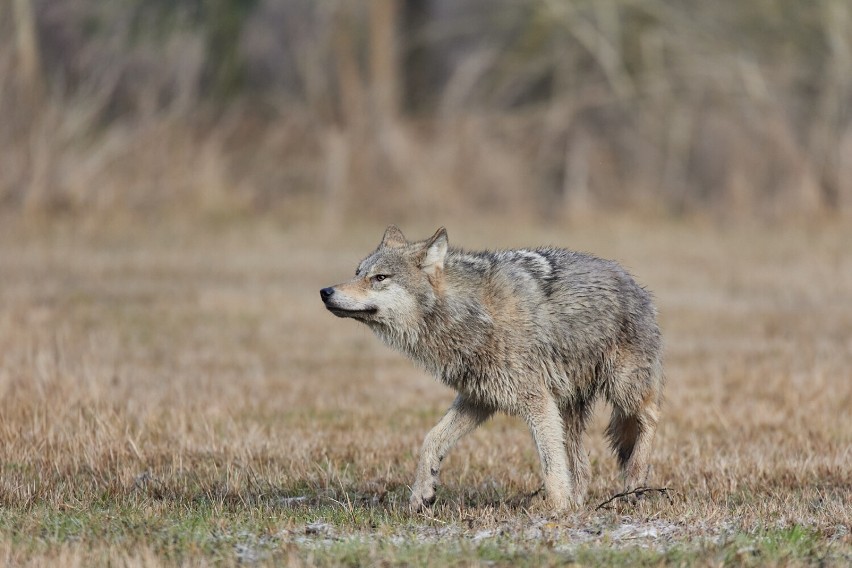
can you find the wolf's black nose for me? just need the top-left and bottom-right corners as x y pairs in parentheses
(320, 287), (335, 301)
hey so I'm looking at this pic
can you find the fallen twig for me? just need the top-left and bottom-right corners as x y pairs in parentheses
(595, 486), (672, 510)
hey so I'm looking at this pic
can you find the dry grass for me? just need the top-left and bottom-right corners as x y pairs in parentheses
(0, 218), (850, 566)
(6, 1), (852, 220)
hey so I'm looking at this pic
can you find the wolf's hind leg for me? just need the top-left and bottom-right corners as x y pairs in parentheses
(524, 392), (573, 509)
(606, 392), (660, 491)
(605, 353), (663, 493)
(410, 396), (492, 512)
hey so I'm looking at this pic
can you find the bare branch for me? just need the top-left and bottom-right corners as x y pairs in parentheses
(595, 486), (672, 511)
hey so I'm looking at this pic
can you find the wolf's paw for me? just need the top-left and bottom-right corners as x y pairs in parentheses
(546, 494), (575, 511)
(524, 490), (574, 513)
(409, 483), (437, 512)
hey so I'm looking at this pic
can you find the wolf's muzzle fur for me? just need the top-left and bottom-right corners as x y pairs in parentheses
(321, 286), (378, 319)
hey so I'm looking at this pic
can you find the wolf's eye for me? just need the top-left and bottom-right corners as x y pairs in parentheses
(372, 274), (389, 282)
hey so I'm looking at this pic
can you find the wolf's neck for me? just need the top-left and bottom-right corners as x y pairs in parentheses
(373, 289), (493, 386)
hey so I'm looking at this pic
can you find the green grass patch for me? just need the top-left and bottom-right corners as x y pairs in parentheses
(0, 494), (847, 566)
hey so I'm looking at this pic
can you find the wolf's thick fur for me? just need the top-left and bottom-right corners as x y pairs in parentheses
(320, 226), (664, 511)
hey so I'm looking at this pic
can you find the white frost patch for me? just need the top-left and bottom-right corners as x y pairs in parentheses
(606, 521), (678, 541)
(479, 516), (682, 551)
(276, 515), (696, 556)
(472, 529), (496, 542)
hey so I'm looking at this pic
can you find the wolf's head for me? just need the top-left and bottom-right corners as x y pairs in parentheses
(320, 226), (448, 336)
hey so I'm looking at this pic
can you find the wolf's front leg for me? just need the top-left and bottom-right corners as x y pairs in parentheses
(410, 396), (492, 512)
(524, 392), (573, 509)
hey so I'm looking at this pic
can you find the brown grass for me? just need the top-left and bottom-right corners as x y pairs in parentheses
(0, 218), (850, 565)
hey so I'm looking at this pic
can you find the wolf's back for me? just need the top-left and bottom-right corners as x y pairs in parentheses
(423, 248), (653, 385)
(443, 246), (657, 341)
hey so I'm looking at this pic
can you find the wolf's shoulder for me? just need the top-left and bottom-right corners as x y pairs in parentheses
(446, 246), (627, 291)
(448, 245), (616, 269)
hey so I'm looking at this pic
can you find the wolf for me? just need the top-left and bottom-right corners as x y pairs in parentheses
(320, 226), (664, 511)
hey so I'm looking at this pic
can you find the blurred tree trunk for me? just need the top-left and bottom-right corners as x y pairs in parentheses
(12, 0), (49, 213)
(812, 0), (852, 212)
(322, 3), (367, 232)
(12, 0), (44, 104)
(369, 0), (409, 178)
(402, 0), (435, 113)
(370, 0), (399, 123)
(333, 4), (367, 133)
(204, 0), (259, 99)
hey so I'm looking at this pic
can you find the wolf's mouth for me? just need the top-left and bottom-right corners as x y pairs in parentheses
(325, 306), (378, 318)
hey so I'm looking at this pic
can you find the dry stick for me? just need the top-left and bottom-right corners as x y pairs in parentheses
(594, 486), (672, 511)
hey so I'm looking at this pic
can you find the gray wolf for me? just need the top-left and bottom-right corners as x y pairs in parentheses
(320, 226), (664, 511)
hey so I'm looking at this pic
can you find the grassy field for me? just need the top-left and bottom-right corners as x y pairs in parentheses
(0, 218), (850, 566)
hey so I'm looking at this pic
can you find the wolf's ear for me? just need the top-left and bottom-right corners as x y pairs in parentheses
(380, 225), (407, 249)
(419, 227), (448, 276)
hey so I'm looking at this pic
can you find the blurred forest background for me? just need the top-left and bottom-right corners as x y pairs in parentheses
(2, 0), (852, 225)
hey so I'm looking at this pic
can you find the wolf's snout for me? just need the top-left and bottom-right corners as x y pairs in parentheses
(320, 287), (335, 302)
